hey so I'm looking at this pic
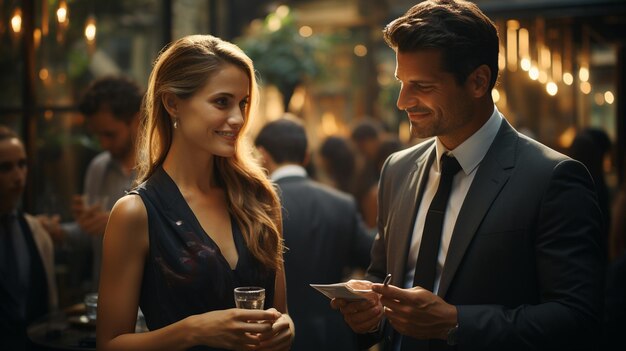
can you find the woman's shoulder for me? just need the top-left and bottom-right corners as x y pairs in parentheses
(109, 194), (149, 234)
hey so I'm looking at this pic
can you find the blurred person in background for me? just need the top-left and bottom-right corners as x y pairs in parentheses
(38, 76), (143, 292)
(97, 35), (293, 350)
(255, 116), (374, 351)
(332, 1), (603, 350)
(609, 180), (626, 261)
(568, 127), (612, 262)
(0, 125), (57, 350)
(604, 175), (626, 349)
(359, 136), (406, 229)
(318, 135), (358, 197)
(351, 119), (384, 169)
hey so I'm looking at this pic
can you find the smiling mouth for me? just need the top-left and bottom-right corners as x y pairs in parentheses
(407, 111), (431, 121)
(216, 130), (237, 137)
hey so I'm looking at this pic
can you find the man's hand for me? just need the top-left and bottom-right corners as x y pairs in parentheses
(330, 280), (384, 333)
(72, 195), (109, 237)
(372, 283), (457, 340)
(36, 214), (64, 243)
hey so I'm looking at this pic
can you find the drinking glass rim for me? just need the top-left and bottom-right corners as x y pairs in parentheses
(234, 286), (265, 293)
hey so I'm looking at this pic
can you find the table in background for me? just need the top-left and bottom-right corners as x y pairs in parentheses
(28, 304), (96, 351)
(28, 304), (147, 351)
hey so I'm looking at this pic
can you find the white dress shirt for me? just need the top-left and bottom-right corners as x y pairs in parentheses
(404, 106), (503, 294)
(270, 164), (308, 182)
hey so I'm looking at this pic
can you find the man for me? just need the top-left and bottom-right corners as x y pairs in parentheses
(40, 76), (142, 291)
(0, 125), (57, 350)
(255, 116), (374, 351)
(332, 1), (603, 350)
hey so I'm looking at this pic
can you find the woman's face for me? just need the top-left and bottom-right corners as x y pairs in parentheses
(175, 63), (250, 158)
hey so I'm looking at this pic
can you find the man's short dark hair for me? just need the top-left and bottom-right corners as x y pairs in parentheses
(383, 0), (499, 90)
(351, 120), (382, 142)
(79, 76), (143, 123)
(255, 116), (308, 164)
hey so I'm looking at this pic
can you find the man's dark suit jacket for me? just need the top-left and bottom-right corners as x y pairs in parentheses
(276, 174), (374, 351)
(364, 119), (604, 350)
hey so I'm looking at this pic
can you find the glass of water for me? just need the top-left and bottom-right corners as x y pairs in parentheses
(84, 293), (98, 321)
(234, 287), (265, 310)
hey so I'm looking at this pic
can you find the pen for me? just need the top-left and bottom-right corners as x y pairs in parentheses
(383, 273), (392, 286)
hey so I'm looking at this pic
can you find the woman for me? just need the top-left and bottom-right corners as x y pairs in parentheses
(97, 35), (294, 351)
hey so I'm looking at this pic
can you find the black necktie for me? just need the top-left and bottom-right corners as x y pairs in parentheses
(412, 154), (462, 292)
(399, 154), (462, 351)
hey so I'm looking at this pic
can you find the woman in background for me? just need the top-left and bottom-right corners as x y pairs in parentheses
(97, 35), (294, 351)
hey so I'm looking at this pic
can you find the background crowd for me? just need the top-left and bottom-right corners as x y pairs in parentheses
(1, 0), (625, 350)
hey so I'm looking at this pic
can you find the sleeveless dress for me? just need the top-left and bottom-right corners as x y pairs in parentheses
(130, 167), (276, 351)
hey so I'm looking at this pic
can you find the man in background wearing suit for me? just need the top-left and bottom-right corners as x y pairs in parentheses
(332, 1), (604, 350)
(255, 116), (374, 351)
(0, 125), (57, 350)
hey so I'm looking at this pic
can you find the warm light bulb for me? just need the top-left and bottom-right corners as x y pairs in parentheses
(39, 68), (49, 80)
(529, 66), (539, 80)
(520, 57), (531, 71)
(354, 44), (367, 57)
(276, 5), (290, 18)
(604, 91), (615, 104)
(492, 88), (500, 103)
(11, 8), (22, 33)
(580, 81), (591, 94)
(546, 82), (558, 96)
(268, 15), (281, 32)
(579, 67), (589, 82)
(85, 16), (96, 41)
(563, 72), (573, 85)
(299, 26), (312, 38)
(594, 93), (605, 105)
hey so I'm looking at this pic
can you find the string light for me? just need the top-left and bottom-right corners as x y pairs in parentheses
(276, 5), (290, 18)
(529, 65), (539, 80)
(85, 16), (97, 42)
(57, 1), (68, 24)
(492, 88), (501, 103)
(578, 67), (589, 82)
(546, 82), (558, 96)
(354, 44), (367, 57)
(11, 7), (22, 33)
(299, 26), (313, 38)
(506, 20), (519, 71)
(518, 28), (530, 71)
(563, 72), (574, 85)
(580, 81), (591, 94)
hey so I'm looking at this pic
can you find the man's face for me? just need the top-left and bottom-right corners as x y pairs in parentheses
(88, 109), (137, 161)
(395, 49), (475, 150)
(0, 138), (27, 211)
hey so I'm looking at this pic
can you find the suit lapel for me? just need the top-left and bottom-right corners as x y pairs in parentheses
(438, 120), (518, 297)
(388, 146), (436, 285)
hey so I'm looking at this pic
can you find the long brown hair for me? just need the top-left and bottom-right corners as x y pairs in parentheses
(135, 35), (283, 270)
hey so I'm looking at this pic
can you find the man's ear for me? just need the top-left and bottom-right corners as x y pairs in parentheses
(162, 92), (179, 117)
(467, 64), (492, 98)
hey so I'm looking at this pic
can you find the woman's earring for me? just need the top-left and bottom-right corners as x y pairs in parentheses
(173, 117), (179, 129)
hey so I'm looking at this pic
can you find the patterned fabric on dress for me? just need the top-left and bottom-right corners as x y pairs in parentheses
(131, 167), (275, 351)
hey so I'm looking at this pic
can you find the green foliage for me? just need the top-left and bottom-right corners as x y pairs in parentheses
(236, 10), (325, 107)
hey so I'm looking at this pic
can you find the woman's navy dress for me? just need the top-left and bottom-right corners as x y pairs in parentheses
(130, 167), (275, 350)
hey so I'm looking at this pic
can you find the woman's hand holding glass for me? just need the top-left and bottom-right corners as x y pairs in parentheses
(188, 308), (280, 350)
(255, 309), (294, 351)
